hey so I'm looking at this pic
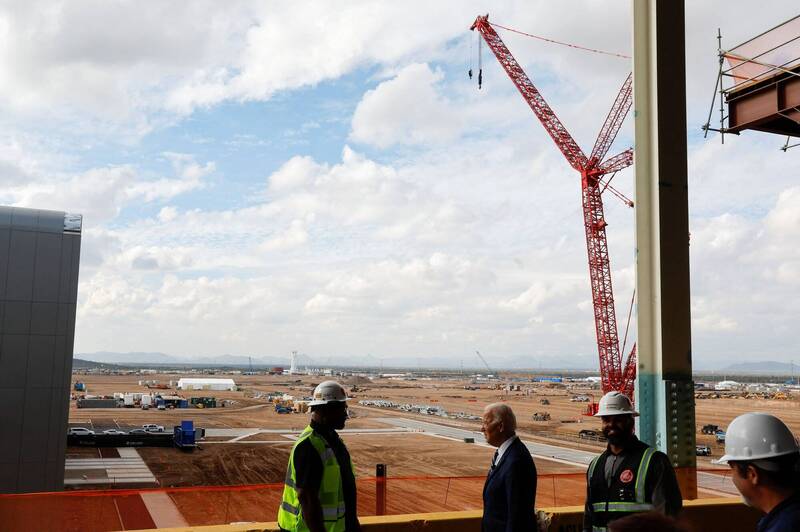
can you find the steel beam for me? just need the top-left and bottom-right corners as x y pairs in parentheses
(632, 0), (697, 499)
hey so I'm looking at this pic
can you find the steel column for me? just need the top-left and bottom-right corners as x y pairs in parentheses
(632, 0), (697, 499)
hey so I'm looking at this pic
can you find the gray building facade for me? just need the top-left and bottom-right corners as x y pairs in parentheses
(0, 207), (81, 493)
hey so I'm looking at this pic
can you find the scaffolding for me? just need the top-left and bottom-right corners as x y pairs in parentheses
(703, 14), (800, 147)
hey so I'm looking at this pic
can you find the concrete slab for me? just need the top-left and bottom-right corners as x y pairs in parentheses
(140, 492), (189, 528)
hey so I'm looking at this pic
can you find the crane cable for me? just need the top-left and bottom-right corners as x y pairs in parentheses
(478, 35), (483, 89)
(620, 288), (636, 359)
(489, 21), (631, 60)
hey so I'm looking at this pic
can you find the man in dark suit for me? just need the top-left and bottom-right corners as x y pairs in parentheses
(481, 403), (538, 532)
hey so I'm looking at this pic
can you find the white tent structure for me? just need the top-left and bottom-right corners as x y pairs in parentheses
(714, 380), (742, 391)
(176, 378), (236, 391)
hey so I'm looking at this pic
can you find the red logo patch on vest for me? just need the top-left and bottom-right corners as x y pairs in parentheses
(619, 469), (634, 483)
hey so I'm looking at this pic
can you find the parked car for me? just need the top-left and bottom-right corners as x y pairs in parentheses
(68, 427), (95, 436)
(103, 429), (126, 435)
(696, 445), (711, 456)
(715, 430), (726, 443)
(578, 429), (600, 440)
(142, 424), (165, 432)
(128, 428), (148, 434)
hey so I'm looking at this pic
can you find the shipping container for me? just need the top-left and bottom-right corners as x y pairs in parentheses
(77, 398), (118, 409)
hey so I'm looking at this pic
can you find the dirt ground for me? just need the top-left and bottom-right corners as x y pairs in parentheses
(138, 444), (291, 487)
(132, 432), (581, 488)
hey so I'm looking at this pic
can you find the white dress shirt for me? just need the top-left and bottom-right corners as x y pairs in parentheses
(492, 434), (518, 467)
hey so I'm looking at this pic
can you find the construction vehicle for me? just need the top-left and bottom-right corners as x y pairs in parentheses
(532, 412), (551, 421)
(471, 15), (637, 400)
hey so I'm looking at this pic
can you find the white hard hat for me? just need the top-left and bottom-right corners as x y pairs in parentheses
(716, 412), (799, 464)
(594, 391), (639, 417)
(308, 380), (349, 406)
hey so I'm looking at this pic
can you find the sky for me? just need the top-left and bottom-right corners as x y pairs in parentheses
(2, 1), (799, 369)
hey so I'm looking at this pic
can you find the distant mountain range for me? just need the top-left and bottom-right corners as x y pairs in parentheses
(719, 361), (799, 374)
(75, 351), (285, 367)
(73, 351), (800, 374)
(72, 358), (123, 370)
(72, 351), (605, 371)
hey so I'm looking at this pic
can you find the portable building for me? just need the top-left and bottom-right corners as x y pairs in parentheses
(176, 378), (236, 391)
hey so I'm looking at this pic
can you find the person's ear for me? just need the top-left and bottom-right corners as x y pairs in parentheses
(747, 465), (760, 486)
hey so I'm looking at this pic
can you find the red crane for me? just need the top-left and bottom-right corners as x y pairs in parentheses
(471, 14), (637, 401)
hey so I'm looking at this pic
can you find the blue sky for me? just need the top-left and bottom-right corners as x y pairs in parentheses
(1, 1), (799, 369)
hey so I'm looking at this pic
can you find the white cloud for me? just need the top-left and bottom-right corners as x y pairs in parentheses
(10, 166), (135, 223)
(0, 0), (795, 368)
(0, 139), (212, 225)
(350, 63), (463, 148)
(260, 219), (309, 252)
(765, 187), (800, 237)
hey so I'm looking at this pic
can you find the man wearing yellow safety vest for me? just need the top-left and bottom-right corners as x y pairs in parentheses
(582, 391), (682, 532)
(278, 380), (361, 532)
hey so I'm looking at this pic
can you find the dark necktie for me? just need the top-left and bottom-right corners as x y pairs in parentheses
(491, 450), (499, 470)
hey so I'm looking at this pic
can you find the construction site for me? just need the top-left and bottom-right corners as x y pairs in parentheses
(0, 366), (790, 530)
(1, 3), (800, 532)
(61, 370), (800, 485)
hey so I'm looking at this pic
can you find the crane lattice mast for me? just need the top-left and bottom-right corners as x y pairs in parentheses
(471, 14), (636, 398)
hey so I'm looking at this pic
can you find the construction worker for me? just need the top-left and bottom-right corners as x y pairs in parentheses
(716, 412), (800, 531)
(583, 391), (682, 532)
(278, 380), (360, 532)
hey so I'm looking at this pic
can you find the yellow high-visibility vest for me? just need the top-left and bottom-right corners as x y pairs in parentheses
(277, 425), (352, 532)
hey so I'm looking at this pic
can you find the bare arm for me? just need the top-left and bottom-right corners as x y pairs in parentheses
(297, 487), (326, 532)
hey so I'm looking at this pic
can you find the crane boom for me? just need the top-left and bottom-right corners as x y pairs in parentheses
(589, 73), (634, 166)
(470, 15), (588, 171)
(471, 14), (636, 398)
(475, 350), (493, 374)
